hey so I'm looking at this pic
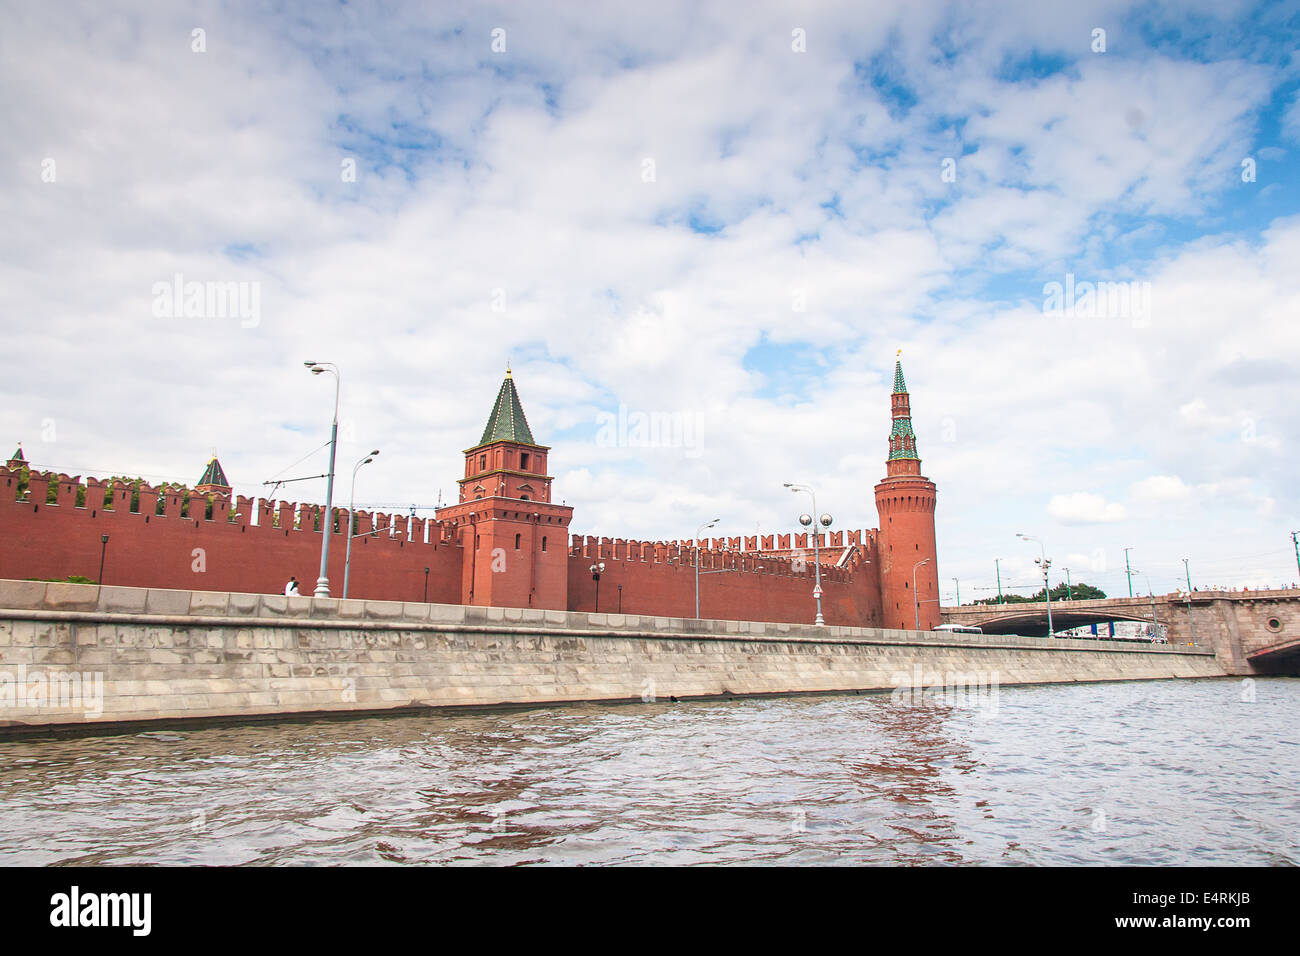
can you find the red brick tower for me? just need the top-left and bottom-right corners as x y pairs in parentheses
(873, 360), (940, 630)
(435, 369), (573, 609)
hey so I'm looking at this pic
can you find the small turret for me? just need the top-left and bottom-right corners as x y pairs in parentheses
(195, 455), (232, 496)
(435, 367), (574, 610)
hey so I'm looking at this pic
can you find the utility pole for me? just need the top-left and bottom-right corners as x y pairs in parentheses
(995, 558), (1003, 605)
(913, 558), (930, 629)
(1017, 533), (1054, 638)
(1123, 547), (1134, 598)
(1148, 577), (1159, 641)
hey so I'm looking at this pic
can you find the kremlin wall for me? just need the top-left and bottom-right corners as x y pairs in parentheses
(0, 363), (942, 631)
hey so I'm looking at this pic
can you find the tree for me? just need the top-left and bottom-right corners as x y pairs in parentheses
(973, 582), (1107, 605)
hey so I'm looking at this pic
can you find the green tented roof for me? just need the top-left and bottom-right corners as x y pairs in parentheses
(476, 371), (536, 447)
(197, 456), (230, 488)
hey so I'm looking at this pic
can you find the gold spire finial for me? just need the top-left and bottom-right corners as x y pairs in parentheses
(505, 361), (512, 378)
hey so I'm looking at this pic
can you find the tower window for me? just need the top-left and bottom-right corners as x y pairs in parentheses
(521, 452), (530, 470)
(542, 536), (548, 551)
(479, 454), (487, 469)
(515, 533), (521, 550)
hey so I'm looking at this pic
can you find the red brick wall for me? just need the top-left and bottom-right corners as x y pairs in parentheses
(566, 534), (884, 628)
(0, 469), (462, 603)
(1, 467), (911, 629)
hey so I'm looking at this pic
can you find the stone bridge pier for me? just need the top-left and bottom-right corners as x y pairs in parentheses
(941, 588), (1300, 676)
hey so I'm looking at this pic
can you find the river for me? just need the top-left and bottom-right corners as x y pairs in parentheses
(1, 677), (1295, 865)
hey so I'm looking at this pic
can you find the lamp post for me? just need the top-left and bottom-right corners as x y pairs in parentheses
(1123, 546), (1135, 598)
(1182, 558), (1197, 644)
(1017, 533), (1054, 638)
(995, 558), (1004, 605)
(912, 558), (929, 629)
(1141, 572), (1160, 642)
(304, 360), (340, 598)
(342, 449), (379, 600)
(695, 518), (719, 619)
(617, 585), (622, 613)
(784, 483), (831, 626)
(1291, 532), (1300, 582)
(952, 577), (961, 606)
(98, 533), (109, 585)
(424, 567), (430, 603)
(590, 562), (605, 612)
(1063, 567), (1073, 602)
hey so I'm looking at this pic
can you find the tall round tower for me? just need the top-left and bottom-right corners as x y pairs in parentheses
(873, 359), (940, 630)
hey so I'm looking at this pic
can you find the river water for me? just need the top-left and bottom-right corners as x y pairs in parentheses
(0, 677), (1295, 866)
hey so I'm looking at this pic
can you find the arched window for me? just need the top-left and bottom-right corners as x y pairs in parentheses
(520, 494), (529, 501)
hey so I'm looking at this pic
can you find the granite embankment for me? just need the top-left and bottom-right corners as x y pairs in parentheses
(0, 580), (1228, 735)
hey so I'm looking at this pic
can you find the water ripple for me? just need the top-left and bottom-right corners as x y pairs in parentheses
(0, 677), (1296, 865)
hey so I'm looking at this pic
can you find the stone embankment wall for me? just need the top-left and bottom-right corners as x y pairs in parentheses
(0, 580), (1227, 735)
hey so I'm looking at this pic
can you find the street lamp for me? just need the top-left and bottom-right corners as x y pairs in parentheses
(994, 557), (1004, 605)
(342, 449), (379, 600)
(98, 533), (109, 586)
(1141, 572), (1160, 641)
(912, 558), (929, 629)
(1063, 567), (1073, 602)
(590, 562), (605, 612)
(695, 518), (719, 619)
(952, 576), (961, 606)
(1182, 558), (1197, 644)
(304, 360), (340, 598)
(1017, 533), (1054, 638)
(784, 483), (832, 626)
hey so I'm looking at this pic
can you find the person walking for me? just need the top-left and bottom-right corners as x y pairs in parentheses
(285, 576), (300, 596)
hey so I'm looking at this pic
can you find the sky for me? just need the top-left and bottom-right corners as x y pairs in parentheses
(3, 0), (1299, 603)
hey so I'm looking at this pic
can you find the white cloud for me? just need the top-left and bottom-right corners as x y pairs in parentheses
(1047, 493), (1127, 524)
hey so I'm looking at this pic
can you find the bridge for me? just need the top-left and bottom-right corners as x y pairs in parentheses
(941, 587), (1300, 676)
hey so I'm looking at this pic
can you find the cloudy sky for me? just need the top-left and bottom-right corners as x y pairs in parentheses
(3, 0), (1298, 601)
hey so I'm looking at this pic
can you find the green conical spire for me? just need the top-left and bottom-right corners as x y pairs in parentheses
(888, 358), (919, 461)
(477, 368), (536, 447)
(197, 455), (230, 489)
